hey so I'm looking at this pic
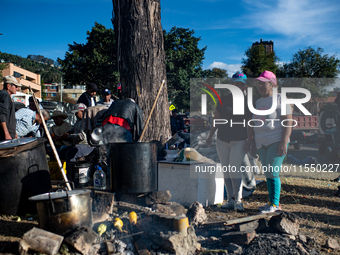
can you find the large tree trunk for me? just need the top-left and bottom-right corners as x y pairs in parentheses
(112, 0), (170, 142)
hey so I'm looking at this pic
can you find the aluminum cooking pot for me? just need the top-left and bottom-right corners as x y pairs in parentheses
(29, 189), (92, 235)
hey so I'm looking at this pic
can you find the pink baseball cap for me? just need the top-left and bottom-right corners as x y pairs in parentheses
(255, 70), (277, 85)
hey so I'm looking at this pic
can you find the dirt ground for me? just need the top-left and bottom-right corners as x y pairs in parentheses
(0, 176), (339, 254)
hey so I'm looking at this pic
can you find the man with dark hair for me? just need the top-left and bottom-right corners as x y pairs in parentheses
(77, 83), (98, 107)
(0, 76), (21, 140)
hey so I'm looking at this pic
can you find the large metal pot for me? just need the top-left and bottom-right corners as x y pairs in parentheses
(29, 189), (92, 235)
(110, 141), (157, 193)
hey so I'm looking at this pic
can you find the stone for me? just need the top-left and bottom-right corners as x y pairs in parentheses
(235, 220), (259, 232)
(20, 227), (64, 255)
(296, 242), (309, 255)
(88, 244), (101, 255)
(299, 234), (307, 243)
(64, 227), (98, 255)
(152, 202), (186, 216)
(106, 241), (116, 254)
(226, 243), (243, 254)
(325, 238), (340, 249)
(187, 201), (207, 226)
(149, 226), (199, 255)
(208, 236), (219, 243)
(283, 234), (296, 240)
(268, 212), (300, 236)
(145, 190), (172, 205)
(222, 230), (256, 246)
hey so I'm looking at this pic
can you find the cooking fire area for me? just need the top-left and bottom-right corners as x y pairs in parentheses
(17, 188), (326, 255)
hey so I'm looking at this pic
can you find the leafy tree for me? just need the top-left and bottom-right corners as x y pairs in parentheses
(277, 47), (340, 99)
(241, 45), (280, 78)
(0, 62), (7, 79)
(58, 22), (118, 92)
(202, 68), (228, 79)
(278, 47), (339, 78)
(164, 27), (206, 110)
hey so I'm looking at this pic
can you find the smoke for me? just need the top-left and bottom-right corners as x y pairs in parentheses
(101, 124), (132, 144)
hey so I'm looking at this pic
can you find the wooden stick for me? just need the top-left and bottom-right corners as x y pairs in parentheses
(29, 87), (72, 191)
(138, 80), (165, 142)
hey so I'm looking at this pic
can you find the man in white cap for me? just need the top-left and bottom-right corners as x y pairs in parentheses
(0, 76), (22, 141)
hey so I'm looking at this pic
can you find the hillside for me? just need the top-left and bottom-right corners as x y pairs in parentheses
(0, 52), (62, 84)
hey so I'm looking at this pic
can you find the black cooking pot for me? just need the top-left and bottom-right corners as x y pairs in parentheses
(110, 141), (157, 193)
(29, 189), (92, 236)
(0, 138), (50, 215)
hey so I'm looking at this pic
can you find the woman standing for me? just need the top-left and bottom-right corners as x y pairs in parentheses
(206, 73), (252, 211)
(245, 70), (293, 213)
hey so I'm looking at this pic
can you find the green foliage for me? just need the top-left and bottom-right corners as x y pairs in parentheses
(58, 22), (118, 92)
(202, 68), (228, 79)
(0, 52), (62, 83)
(241, 45), (280, 78)
(164, 27), (206, 110)
(277, 47), (340, 99)
(278, 47), (339, 78)
(0, 62), (7, 79)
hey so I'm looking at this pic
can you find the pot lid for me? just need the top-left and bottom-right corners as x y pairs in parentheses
(0, 137), (37, 149)
(28, 189), (91, 201)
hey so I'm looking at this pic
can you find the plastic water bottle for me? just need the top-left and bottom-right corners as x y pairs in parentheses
(93, 165), (106, 190)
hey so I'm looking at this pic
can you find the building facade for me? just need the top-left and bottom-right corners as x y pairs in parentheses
(1, 63), (42, 98)
(252, 39), (274, 54)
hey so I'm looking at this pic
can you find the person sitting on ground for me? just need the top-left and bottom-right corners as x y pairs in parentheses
(98, 88), (114, 107)
(77, 83), (98, 107)
(15, 108), (49, 138)
(170, 110), (185, 135)
(101, 98), (144, 142)
(50, 111), (72, 148)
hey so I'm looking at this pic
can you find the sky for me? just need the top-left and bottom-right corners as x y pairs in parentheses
(1, 0), (340, 76)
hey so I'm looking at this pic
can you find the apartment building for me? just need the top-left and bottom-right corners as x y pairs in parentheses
(1, 63), (42, 99)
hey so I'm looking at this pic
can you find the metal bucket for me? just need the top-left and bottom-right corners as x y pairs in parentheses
(110, 141), (157, 193)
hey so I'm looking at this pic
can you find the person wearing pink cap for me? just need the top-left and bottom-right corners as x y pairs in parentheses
(245, 70), (293, 213)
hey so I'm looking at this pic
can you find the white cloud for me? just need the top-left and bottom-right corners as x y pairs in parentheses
(206, 62), (242, 76)
(243, 0), (340, 49)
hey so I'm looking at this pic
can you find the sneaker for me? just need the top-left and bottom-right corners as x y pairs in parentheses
(260, 204), (281, 214)
(221, 198), (235, 209)
(258, 203), (281, 211)
(234, 200), (245, 211)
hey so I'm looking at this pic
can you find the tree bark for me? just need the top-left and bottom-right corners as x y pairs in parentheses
(113, 0), (170, 142)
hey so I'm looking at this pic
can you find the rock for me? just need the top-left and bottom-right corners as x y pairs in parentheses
(222, 230), (256, 246)
(187, 201), (207, 226)
(88, 244), (101, 255)
(296, 242), (309, 255)
(299, 234), (307, 243)
(20, 227), (64, 255)
(64, 227), (98, 255)
(268, 212), (299, 236)
(283, 234), (296, 240)
(152, 202), (186, 216)
(106, 241), (116, 254)
(325, 238), (340, 249)
(208, 236), (219, 243)
(145, 190), (172, 205)
(226, 243), (243, 254)
(149, 226), (199, 255)
(235, 220), (259, 232)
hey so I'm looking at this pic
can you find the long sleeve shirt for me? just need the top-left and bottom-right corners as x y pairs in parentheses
(0, 90), (16, 140)
(15, 108), (40, 138)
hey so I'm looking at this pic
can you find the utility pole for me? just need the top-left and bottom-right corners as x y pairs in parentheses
(60, 77), (63, 103)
